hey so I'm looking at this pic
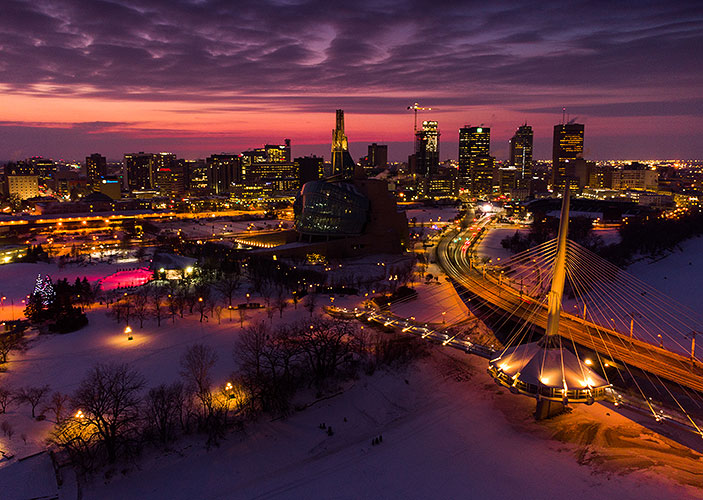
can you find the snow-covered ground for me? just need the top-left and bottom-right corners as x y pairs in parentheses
(628, 235), (703, 311)
(80, 349), (702, 499)
(154, 218), (289, 240)
(1, 251), (702, 498)
(406, 207), (459, 224)
(475, 225), (524, 262)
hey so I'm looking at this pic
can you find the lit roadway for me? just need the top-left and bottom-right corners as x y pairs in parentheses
(437, 216), (703, 393)
(0, 209), (268, 229)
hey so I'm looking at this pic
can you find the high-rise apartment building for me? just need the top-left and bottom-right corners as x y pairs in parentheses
(415, 120), (440, 177)
(86, 153), (107, 187)
(509, 124), (533, 178)
(124, 152), (153, 191)
(552, 123), (584, 189)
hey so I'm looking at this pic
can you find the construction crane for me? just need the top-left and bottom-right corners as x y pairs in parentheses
(407, 102), (435, 134)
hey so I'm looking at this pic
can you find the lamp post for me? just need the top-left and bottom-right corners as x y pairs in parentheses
(125, 325), (133, 341)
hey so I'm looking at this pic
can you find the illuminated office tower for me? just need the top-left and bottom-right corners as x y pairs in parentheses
(415, 120), (440, 177)
(331, 109), (356, 179)
(206, 154), (241, 195)
(85, 153), (107, 188)
(552, 123), (584, 189)
(156, 159), (186, 196)
(458, 125), (490, 187)
(264, 139), (291, 163)
(509, 124), (533, 178)
(185, 159), (209, 194)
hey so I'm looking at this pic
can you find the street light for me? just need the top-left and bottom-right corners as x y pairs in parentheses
(125, 325), (133, 341)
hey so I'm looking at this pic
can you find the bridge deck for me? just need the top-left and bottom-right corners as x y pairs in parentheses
(438, 227), (703, 394)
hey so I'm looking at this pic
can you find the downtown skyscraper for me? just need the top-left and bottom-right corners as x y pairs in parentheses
(552, 122), (584, 190)
(509, 124), (533, 178)
(459, 125), (493, 196)
(415, 120), (440, 177)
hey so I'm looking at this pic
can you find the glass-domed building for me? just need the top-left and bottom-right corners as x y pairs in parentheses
(293, 181), (370, 236)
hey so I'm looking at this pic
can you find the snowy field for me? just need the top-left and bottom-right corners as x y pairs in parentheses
(406, 207), (459, 224)
(1, 253), (702, 498)
(628, 235), (703, 311)
(76, 351), (703, 499)
(475, 225), (524, 262)
(155, 218), (289, 240)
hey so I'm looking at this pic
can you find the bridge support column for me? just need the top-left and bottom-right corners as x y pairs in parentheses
(535, 399), (566, 420)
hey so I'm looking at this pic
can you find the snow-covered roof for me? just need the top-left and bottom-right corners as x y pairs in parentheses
(150, 253), (197, 271)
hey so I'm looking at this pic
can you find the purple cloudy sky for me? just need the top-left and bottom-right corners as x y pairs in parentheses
(0, 0), (702, 162)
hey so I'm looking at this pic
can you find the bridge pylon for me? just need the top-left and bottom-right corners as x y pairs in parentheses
(487, 186), (611, 419)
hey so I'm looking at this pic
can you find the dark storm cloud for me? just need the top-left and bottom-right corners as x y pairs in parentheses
(0, 0), (701, 106)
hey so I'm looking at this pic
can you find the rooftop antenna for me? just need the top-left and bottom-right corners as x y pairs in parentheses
(562, 107), (566, 125)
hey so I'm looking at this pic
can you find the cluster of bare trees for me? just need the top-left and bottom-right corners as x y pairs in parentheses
(0, 384), (53, 418)
(234, 316), (427, 417)
(47, 343), (247, 473)
(108, 270), (242, 328)
(14, 315), (430, 475)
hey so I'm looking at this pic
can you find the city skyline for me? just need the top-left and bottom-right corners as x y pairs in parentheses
(1, 0), (702, 161)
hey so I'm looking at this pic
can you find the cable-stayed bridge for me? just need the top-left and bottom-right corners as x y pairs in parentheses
(437, 193), (703, 427)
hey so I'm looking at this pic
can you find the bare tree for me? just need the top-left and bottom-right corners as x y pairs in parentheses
(43, 392), (71, 424)
(15, 385), (51, 418)
(150, 285), (165, 327)
(133, 288), (150, 328)
(212, 304), (224, 324)
(108, 295), (133, 326)
(145, 382), (185, 444)
(266, 306), (275, 325)
(0, 332), (24, 364)
(238, 307), (247, 327)
(184, 286), (198, 315)
(215, 272), (241, 306)
(304, 293), (318, 318)
(167, 291), (179, 323)
(260, 282), (274, 309)
(275, 289), (288, 318)
(1, 420), (14, 439)
(295, 317), (362, 385)
(68, 363), (145, 463)
(179, 344), (218, 419)
(0, 386), (12, 413)
(235, 322), (297, 415)
(195, 286), (211, 323)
